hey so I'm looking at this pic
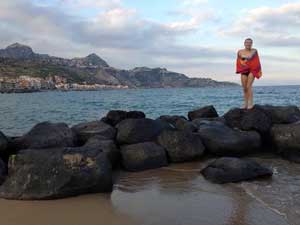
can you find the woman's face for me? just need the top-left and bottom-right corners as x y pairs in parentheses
(244, 40), (253, 50)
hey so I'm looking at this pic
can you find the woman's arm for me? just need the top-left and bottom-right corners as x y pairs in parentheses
(237, 49), (242, 58)
(249, 48), (257, 58)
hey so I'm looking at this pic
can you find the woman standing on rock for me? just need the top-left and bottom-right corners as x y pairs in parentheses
(236, 38), (262, 109)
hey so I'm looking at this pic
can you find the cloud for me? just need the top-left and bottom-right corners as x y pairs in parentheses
(167, 0), (217, 32)
(0, 0), (299, 85)
(218, 3), (300, 47)
(62, 0), (123, 9)
(0, 0), (217, 50)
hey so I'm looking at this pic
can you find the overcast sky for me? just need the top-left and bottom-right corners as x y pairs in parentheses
(0, 0), (299, 85)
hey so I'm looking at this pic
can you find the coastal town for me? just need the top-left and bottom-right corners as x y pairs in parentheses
(0, 75), (129, 93)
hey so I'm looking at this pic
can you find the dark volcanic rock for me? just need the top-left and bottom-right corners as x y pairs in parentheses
(0, 158), (6, 185)
(0, 147), (112, 200)
(254, 104), (300, 124)
(157, 115), (197, 132)
(157, 115), (187, 124)
(188, 105), (219, 120)
(102, 110), (146, 126)
(116, 118), (163, 144)
(174, 119), (198, 132)
(223, 107), (245, 128)
(223, 107), (272, 135)
(201, 157), (273, 184)
(157, 130), (205, 163)
(2, 136), (23, 160)
(155, 119), (176, 131)
(103, 110), (127, 126)
(0, 135), (19, 163)
(241, 108), (272, 134)
(71, 120), (116, 145)
(0, 131), (8, 155)
(271, 122), (300, 163)
(84, 135), (120, 168)
(19, 122), (76, 150)
(126, 111), (146, 120)
(197, 121), (261, 156)
(120, 142), (168, 171)
(192, 117), (226, 127)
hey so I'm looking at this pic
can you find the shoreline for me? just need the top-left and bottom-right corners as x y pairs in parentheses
(0, 84), (240, 94)
(2, 84), (300, 94)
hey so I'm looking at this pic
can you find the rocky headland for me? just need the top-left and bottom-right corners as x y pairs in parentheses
(0, 43), (238, 93)
(0, 104), (299, 200)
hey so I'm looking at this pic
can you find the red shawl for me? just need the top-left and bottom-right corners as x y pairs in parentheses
(236, 50), (262, 79)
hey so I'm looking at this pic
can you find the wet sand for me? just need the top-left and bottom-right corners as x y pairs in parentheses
(0, 154), (298, 225)
(0, 194), (137, 225)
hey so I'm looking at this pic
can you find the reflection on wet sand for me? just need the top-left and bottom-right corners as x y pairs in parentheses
(0, 154), (298, 225)
(112, 157), (291, 225)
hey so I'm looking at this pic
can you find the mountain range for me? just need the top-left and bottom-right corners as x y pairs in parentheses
(0, 43), (238, 90)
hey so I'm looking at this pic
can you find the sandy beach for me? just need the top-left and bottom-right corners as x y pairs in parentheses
(0, 155), (297, 225)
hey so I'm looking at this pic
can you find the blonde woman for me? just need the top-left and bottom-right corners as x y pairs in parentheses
(236, 38), (262, 109)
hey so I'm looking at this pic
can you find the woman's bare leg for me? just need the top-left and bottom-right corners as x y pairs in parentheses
(241, 74), (248, 109)
(246, 73), (255, 109)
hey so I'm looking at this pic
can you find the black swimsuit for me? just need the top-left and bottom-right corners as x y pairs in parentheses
(241, 72), (250, 76)
(240, 57), (250, 76)
(240, 51), (256, 76)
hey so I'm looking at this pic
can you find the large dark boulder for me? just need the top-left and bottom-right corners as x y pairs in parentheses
(71, 120), (116, 145)
(271, 122), (300, 163)
(188, 105), (218, 121)
(156, 115), (197, 132)
(174, 119), (198, 132)
(102, 110), (146, 126)
(84, 135), (120, 168)
(156, 115), (187, 124)
(197, 121), (261, 156)
(116, 118), (163, 144)
(255, 104), (300, 124)
(126, 111), (146, 120)
(0, 158), (6, 185)
(223, 107), (272, 135)
(0, 136), (25, 163)
(0, 131), (8, 156)
(201, 157), (273, 184)
(18, 122), (76, 150)
(0, 147), (112, 200)
(223, 107), (246, 128)
(120, 142), (168, 171)
(157, 130), (205, 163)
(102, 110), (127, 126)
(192, 117), (226, 128)
(155, 119), (176, 131)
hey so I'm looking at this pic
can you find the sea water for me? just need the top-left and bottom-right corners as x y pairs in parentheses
(0, 85), (299, 136)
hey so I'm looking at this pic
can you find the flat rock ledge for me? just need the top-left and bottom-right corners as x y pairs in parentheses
(0, 104), (299, 199)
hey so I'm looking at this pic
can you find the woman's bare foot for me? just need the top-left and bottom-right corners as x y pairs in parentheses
(247, 105), (254, 110)
(241, 104), (248, 109)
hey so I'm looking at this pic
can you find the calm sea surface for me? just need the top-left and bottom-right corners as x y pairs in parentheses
(0, 85), (299, 136)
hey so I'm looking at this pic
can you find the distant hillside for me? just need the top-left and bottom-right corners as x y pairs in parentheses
(0, 43), (238, 92)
